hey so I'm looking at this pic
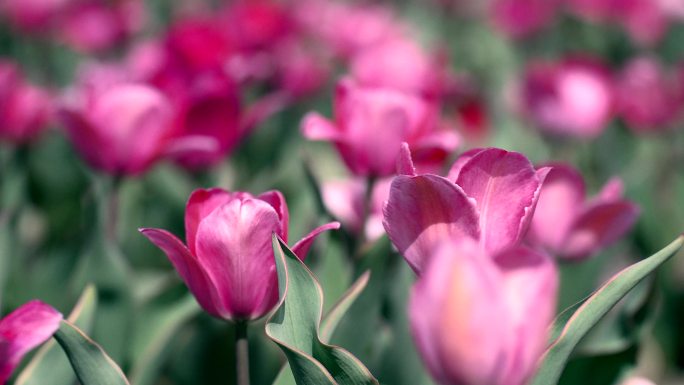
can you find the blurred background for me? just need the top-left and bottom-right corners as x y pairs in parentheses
(1, 0), (684, 384)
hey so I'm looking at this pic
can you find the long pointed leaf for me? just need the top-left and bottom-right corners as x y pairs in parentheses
(53, 320), (130, 385)
(530, 235), (684, 385)
(265, 235), (378, 385)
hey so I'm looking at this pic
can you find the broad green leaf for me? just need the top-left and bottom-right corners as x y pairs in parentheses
(129, 294), (201, 385)
(16, 284), (98, 385)
(273, 271), (371, 385)
(530, 235), (684, 385)
(266, 236), (378, 385)
(53, 320), (130, 385)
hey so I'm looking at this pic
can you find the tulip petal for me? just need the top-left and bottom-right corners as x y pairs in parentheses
(194, 198), (283, 320)
(596, 177), (624, 201)
(396, 142), (416, 176)
(291, 222), (341, 260)
(494, 246), (558, 385)
(456, 148), (544, 254)
(529, 165), (585, 252)
(58, 108), (115, 173)
(185, 188), (233, 255)
(258, 190), (290, 242)
(301, 112), (341, 141)
(0, 301), (62, 384)
(322, 180), (365, 232)
(383, 174), (480, 273)
(139, 228), (225, 318)
(446, 148), (485, 182)
(409, 239), (507, 385)
(562, 201), (640, 260)
(411, 129), (460, 172)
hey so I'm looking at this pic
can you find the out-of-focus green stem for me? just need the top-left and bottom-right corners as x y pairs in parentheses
(355, 175), (377, 258)
(235, 321), (250, 385)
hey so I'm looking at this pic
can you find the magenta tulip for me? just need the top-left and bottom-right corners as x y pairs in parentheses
(0, 61), (53, 144)
(409, 239), (558, 385)
(383, 144), (548, 273)
(0, 301), (63, 384)
(302, 78), (459, 177)
(59, 82), (175, 176)
(0, 0), (70, 32)
(518, 58), (614, 139)
(528, 164), (639, 260)
(140, 188), (339, 321)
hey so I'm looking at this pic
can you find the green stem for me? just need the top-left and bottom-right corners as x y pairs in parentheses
(355, 175), (377, 258)
(235, 321), (250, 385)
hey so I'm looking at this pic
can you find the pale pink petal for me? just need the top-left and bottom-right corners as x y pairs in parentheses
(409, 239), (507, 385)
(596, 177), (624, 201)
(494, 246), (558, 385)
(0, 301), (63, 384)
(456, 148), (543, 254)
(185, 188), (233, 255)
(139, 228), (225, 318)
(562, 201), (640, 260)
(446, 148), (486, 181)
(194, 198), (283, 320)
(382, 174), (480, 273)
(291, 222), (341, 260)
(300, 112), (341, 141)
(322, 179), (365, 233)
(258, 190), (290, 242)
(397, 142), (416, 176)
(529, 165), (585, 252)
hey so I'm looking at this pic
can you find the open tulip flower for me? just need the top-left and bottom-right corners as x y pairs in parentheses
(140, 188), (339, 322)
(302, 77), (459, 177)
(409, 239), (558, 385)
(0, 301), (63, 384)
(383, 143), (549, 273)
(528, 164), (639, 260)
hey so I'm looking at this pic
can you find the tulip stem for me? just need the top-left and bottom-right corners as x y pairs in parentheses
(356, 175), (377, 256)
(235, 321), (250, 385)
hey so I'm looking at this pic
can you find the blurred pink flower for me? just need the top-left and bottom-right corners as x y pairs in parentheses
(59, 81), (175, 176)
(490, 0), (560, 38)
(409, 239), (557, 385)
(140, 188), (339, 321)
(616, 57), (683, 133)
(383, 144), (548, 273)
(0, 0), (70, 32)
(349, 37), (447, 98)
(0, 61), (53, 144)
(302, 78), (459, 177)
(0, 300), (63, 384)
(529, 164), (639, 260)
(519, 58), (614, 138)
(620, 377), (656, 385)
(322, 177), (391, 242)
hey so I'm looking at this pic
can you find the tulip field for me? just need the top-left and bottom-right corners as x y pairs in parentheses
(2, 1), (684, 385)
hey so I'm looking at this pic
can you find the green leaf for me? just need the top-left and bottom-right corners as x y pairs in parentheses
(530, 235), (684, 385)
(272, 271), (371, 385)
(129, 294), (201, 385)
(53, 320), (130, 385)
(265, 235), (379, 385)
(15, 284), (98, 385)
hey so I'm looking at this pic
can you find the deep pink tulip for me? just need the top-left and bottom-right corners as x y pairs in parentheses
(0, 61), (53, 144)
(0, 301), (63, 384)
(140, 188), (339, 321)
(322, 177), (391, 242)
(383, 144), (548, 273)
(349, 37), (446, 98)
(59, 82), (175, 176)
(616, 57), (682, 133)
(409, 239), (558, 385)
(490, 0), (560, 38)
(528, 164), (639, 260)
(301, 78), (459, 177)
(519, 58), (614, 138)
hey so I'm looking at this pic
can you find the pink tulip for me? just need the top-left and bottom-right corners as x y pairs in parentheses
(383, 144), (548, 273)
(0, 0), (69, 31)
(301, 78), (459, 177)
(349, 37), (446, 98)
(59, 82), (175, 176)
(322, 177), (391, 242)
(0, 301), (63, 384)
(616, 57), (682, 133)
(490, 0), (560, 38)
(409, 239), (558, 385)
(519, 58), (614, 139)
(0, 61), (53, 144)
(528, 164), (639, 260)
(140, 188), (339, 321)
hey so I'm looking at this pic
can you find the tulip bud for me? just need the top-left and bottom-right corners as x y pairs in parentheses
(141, 188), (339, 322)
(409, 239), (557, 385)
(0, 301), (63, 384)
